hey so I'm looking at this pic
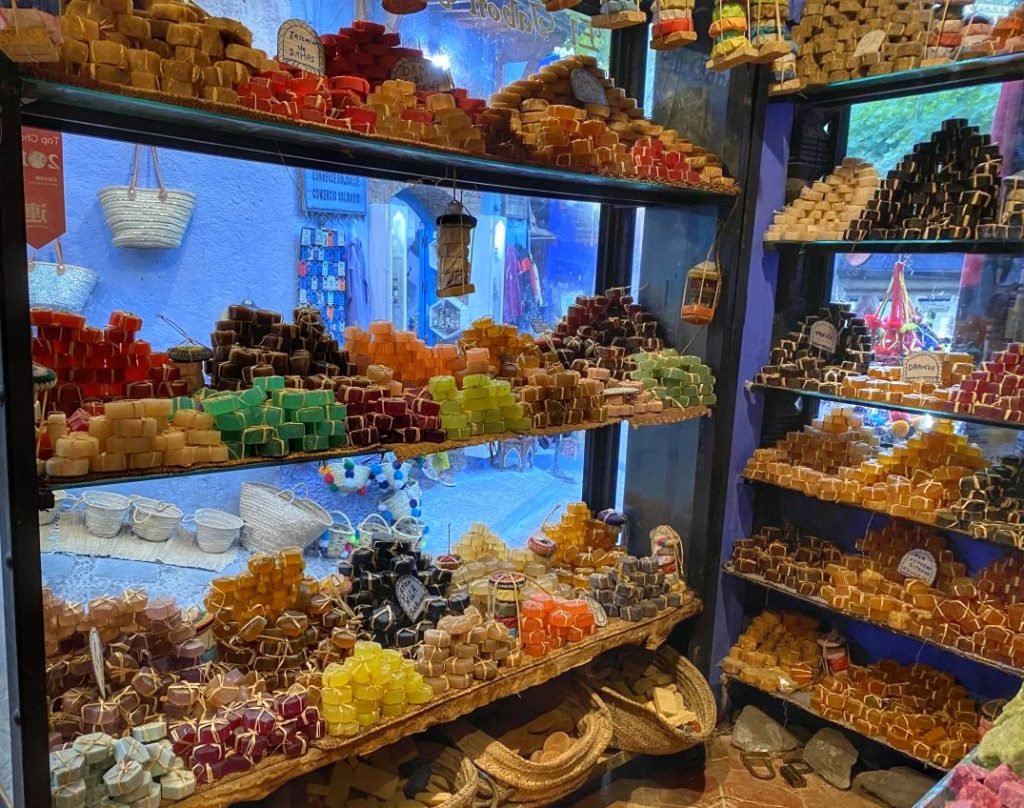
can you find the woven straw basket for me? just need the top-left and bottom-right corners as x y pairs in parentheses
(98, 145), (195, 249)
(583, 645), (717, 755)
(432, 749), (480, 808)
(448, 684), (612, 808)
(239, 482), (332, 554)
(28, 241), (98, 314)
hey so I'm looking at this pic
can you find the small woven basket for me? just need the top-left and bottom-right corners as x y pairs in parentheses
(98, 145), (196, 249)
(28, 241), (98, 314)
(75, 492), (131, 539)
(185, 508), (243, 554)
(449, 683), (612, 808)
(432, 750), (480, 808)
(130, 498), (184, 543)
(239, 482), (332, 553)
(323, 510), (356, 558)
(582, 645), (717, 755)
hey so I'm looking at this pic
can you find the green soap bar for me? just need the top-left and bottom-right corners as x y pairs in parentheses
(327, 404), (347, 420)
(314, 421), (333, 437)
(440, 399), (463, 415)
(447, 427), (470, 440)
(278, 422), (306, 440)
(462, 386), (489, 400)
(253, 375), (285, 392)
(219, 430), (243, 444)
(243, 425), (274, 445)
(661, 367), (686, 381)
(483, 421), (506, 434)
(483, 408), (502, 422)
(294, 406), (325, 424)
(192, 387), (218, 400)
(441, 414), (468, 429)
(291, 434), (328, 452)
(305, 389), (334, 407)
(328, 434), (350, 449)
(238, 386), (266, 407)
(501, 404), (524, 418)
(262, 406), (284, 427)
(260, 437), (289, 457)
(630, 369), (653, 381)
(201, 393), (242, 416)
(680, 355), (701, 367)
(470, 422), (484, 436)
(495, 394), (516, 408)
(272, 389), (307, 410)
(508, 417), (533, 431)
(171, 396), (195, 414)
(215, 412), (246, 431)
(467, 409), (486, 423)
(661, 356), (682, 369)
(680, 385), (699, 398)
(700, 393), (717, 405)
(224, 442), (244, 461)
(462, 373), (489, 389)
(641, 377), (657, 390)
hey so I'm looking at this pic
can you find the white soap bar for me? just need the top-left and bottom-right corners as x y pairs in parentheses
(90, 453), (127, 473)
(160, 770), (196, 800)
(104, 760), (145, 796)
(131, 721), (167, 743)
(105, 400), (144, 419)
(141, 398), (173, 418)
(45, 456), (90, 477)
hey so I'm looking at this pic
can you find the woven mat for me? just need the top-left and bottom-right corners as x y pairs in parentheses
(41, 510), (239, 572)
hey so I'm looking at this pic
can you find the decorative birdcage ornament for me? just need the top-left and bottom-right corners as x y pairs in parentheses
(681, 248), (722, 326)
(706, 0), (757, 70)
(592, 0), (646, 29)
(436, 195), (477, 299)
(650, 0), (697, 50)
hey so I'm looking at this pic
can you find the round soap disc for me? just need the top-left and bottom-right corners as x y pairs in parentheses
(168, 342), (213, 362)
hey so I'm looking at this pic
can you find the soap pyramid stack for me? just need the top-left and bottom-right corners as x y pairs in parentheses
(629, 349), (717, 409)
(845, 118), (1002, 240)
(789, 0), (930, 87)
(765, 158), (879, 241)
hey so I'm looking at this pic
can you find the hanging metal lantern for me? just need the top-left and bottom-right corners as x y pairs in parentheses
(680, 260), (721, 326)
(435, 199), (477, 298)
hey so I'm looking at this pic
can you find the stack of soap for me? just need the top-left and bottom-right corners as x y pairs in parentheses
(764, 158), (879, 241)
(359, 79), (484, 152)
(984, 171), (1024, 239)
(601, 381), (662, 417)
(459, 316), (541, 378)
(589, 647), (701, 729)
(943, 342), (1024, 420)
(344, 321), (463, 388)
(936, 455), (1024, 546)
(518, 368), (606, 428)
(31, 308), (186, 418)
(320, 641), (434, 737)
(846, 118), (1002, 240)
(541, 501), (621, 567)
(427, 374), (527, 439)
(720, 610), (822, 693)
(628, 349), (716, 409)
(588, 555), (682, 620)
(830, 353), (974, 411)
(518, 594), (596, 657)
(413, 607), (515, 693)
(209, 304), (351, 391)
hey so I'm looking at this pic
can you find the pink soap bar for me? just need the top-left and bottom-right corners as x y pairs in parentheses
(985, 763), (1017, 794)
(1001, 781), (1024, 808)
(959, 782), (1000, 808)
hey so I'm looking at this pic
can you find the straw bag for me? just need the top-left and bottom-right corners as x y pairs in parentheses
(184, 508), (244, 554)
(429, 750), (480, 808)
(98, 146), (196, 249)
(28, 240), (98, 314)
(582, 645), (716, 755)
(130, 498), (184, 543)
(358, 513), (394, 545)
(448, 683), (612, 808)
(322, 510), (356, 558)
(73, 492), (131, 538)
(239, 482), (332, 553)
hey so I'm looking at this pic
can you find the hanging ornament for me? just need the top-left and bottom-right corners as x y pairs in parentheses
(167, 342), (213, 393)
(382, 0), (427, 13)
(863, 256), (941, 360)
(681, 235), (722, 326)
(592, 0), (646, 29)
(749, 0), (792, 62)
(706, 0), (756, 70)
(435, 194), (477, 298)
(650, 0), (697, 50)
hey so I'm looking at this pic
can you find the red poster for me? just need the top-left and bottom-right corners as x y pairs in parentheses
(21, 127), (65, 249)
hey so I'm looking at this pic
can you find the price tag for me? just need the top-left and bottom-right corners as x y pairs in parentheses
(898, 548), (938, 586)
(571, 68), (610, 107)
(902, 351), (943, 384)
(583, 595), (609, 627)
(854, 29), (886, 57)
(277, 19), (325, 74)
(89, 628), (107, 699)
(391, 57), (455, 93)
(809, 320), (839, 354)
(395, 575), (428, 622)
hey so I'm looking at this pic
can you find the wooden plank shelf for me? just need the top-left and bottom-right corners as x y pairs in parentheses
(764, 238), (1024, 255)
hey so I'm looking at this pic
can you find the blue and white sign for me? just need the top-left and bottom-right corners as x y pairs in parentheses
(302, 171), (367, 215)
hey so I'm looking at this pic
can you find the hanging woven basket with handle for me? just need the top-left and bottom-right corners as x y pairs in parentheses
(98, 145), (196, 249)
(28, 240), (99, 314)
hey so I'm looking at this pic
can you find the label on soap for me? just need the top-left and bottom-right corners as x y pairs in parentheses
(808, 320), (839, 354)
(584, 595), (609, 627)
(898, 548), (938, 585)
(391, 57), (455, 93)
(854, 29), (886, 57)
(395, 574), (428, 622)
(89, 628), (107, 698)
(277, 19), (325, 74)
(902, 351), (943, 384)
(571, 68), (610, 107)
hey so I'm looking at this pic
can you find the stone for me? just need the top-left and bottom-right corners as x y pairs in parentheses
(854, 767), (937, 808)
(731, 705), (799, 753)
(804, 727), (858, 789)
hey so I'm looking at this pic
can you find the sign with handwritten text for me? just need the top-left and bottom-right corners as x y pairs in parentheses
(277, 19), (325, 74)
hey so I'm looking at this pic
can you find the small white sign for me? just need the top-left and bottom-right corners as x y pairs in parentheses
(395, 574), (428, 622)
(583, 595), (609, 627)
(898, 548), (938, 586)
(571, 68), (610, 107)
(391, 57), (455, 93)
(854, 29), (886, 57)
(809, 320), (839, 353)
(902, 351), (943, 384)
(277, 19), (325, 75)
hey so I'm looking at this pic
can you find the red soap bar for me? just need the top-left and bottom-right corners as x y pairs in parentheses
(353, 19), (386, 34)
(198, 718), (232, 745)
(221, 752), (252, 775)
(242, 707), (277, 736)
(108, 310), (142, 330)
(283, 732), (309, 758)
(52, 311), (86, 329)
(380, 32), (400, 46)
(347, 107), (377, 126)
(191, 742), (224, 766)
(401, 108), (432, 123)
(300, 108), (327, 123)
(30, 307), (55, 325)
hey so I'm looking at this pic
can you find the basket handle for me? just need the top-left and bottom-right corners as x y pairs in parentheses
(128, 145), (168, 201)
(290, 482), (311, 500)
(329, 510), (354, 531)
(181, 513), (197, 527)
(359, 513), (392, 533)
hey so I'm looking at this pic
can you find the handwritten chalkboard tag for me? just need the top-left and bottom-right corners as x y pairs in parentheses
(395, 575), (428, 622)
(89, 628), (107, 698)
(277, 19), (325, 75)
(902, 351), (943, 384)
(583, 595), (609, 627)
(898, 548), (938, 586)
(571, 68), (609, 106)
(809, 320), (839, 354)
(854, 29), (886, 57)
(391, 57), (455, 93)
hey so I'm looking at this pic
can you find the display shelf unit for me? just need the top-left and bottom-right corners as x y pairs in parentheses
(749, 382), (1024, 433)
(170, 600), (701, 808)
(769, 51), (1024, 106)
(38, 408), (711, 489)
(722, 675), (951, 772)
(723, 564), (1024, 680)
(764, 239), (1024, 255)
(20, 77), (739, 208)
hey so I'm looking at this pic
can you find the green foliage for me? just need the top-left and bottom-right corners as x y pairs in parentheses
(847, 85), (1003, 173)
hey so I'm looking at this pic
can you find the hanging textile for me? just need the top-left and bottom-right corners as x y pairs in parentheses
(503, 244), (523, 322)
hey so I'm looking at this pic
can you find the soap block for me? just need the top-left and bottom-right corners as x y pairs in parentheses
(214, 412), (246, 431)
(278, 422), (306, 440)
(272, 389), (307, 409)
(305, 389), (334, 407)
(294, 406), (325, 424)
(328, 404), (347, 420)
(260, 438), (289, 457)
(328, 434), (350, 449)
(201, 393), (242, 416)
(237, 386), (266, 407)
(253, 376), (285, 392)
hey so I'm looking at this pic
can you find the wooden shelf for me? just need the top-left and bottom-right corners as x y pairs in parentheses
(173, 598), (703, 808)
(723, 675), (950, 772)
(764, 238), (1024, 255)
(723, 564), (1024, 679)
(41, 408), (711, 490)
